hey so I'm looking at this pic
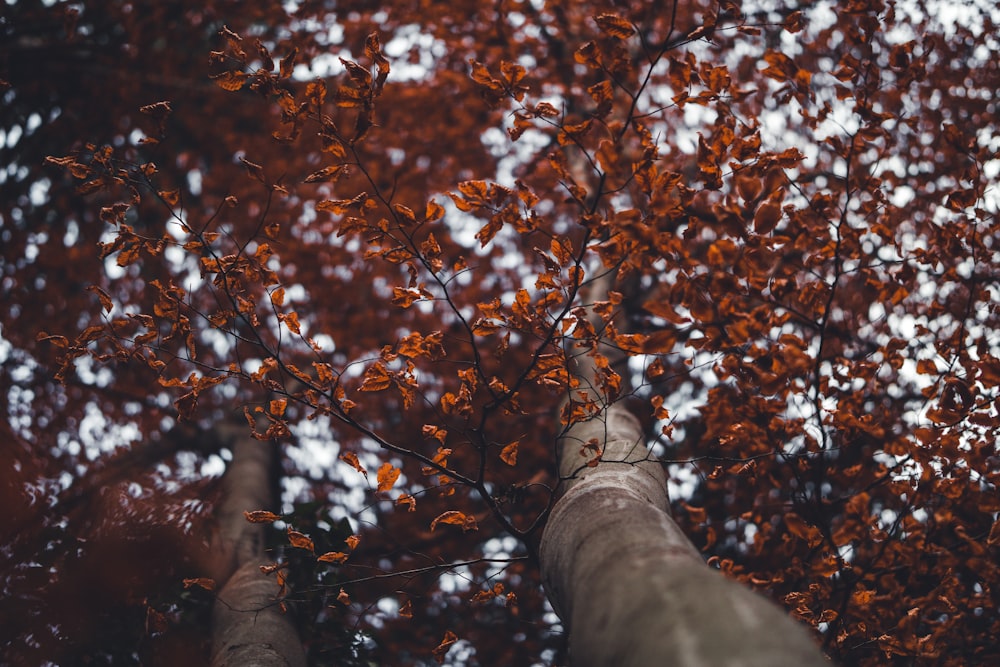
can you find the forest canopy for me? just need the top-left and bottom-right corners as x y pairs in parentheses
(2, 0), (999, 665)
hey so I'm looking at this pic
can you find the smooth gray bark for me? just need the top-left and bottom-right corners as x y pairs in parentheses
(539, 279), (828, 667)
(210, 430), (306, 667)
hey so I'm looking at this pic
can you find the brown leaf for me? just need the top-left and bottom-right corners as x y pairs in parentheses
(279, 47), (299, 78)
(287, 528), (315, 552)
(594, 13), (634, 39)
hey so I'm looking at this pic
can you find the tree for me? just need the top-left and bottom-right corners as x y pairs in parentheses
(3, 0), (999, 665)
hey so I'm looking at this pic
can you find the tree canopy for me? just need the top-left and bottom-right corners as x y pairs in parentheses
(2, 0), (999, 665)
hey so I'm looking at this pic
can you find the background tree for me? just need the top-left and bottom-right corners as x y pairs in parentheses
(3, 1), (999, 665)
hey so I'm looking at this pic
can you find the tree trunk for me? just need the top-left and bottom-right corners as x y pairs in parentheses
(539, 278), (828, 667)
(209, 429), (306, 667)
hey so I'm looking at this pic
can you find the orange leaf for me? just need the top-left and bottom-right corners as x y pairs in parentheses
(87, 285), (114, 313)
(159, 189), (180, 206)
(468, 60), (501, 90)
(360, 362), (392, 392)
(339, 451), (368, 477)
(813, 553), (841, 577)
(391, 287), (423, 309)
(317, 551), (349, 564)
(304, 164), (347, 183)
(430, 511), (478, 532)
(341, 58), (372, 86)
(393, 203), (417, 224)
(287, 528), (315, 552)
(425, 200), (445, 221)
(211, 70), (247, 91)
(422, 424), (448, 444)
(270, 287), (286, 306)
(279, 47), (299, 78)
(183, 577), (216, 591)
(396, 493), (417, 511)
(116, 244), (140, 267)
(987, 520), (1000, 546)
(244, 510), (281, 523)
(500, 440), (519, 466)
(457, 179), (489, 202)
(475, 217), (503, 247)
(784, 10), (805, 33)
(785, 513), (822, 547)
(851, 588), (875, 607)
(345, 535), (360, 550)
(513, 288), (531, 319)
(376, 462), (401, 493)
(145, 605), (168, 633)
(304, 80), (326, 109)
(279, 311), (301, 334)
(36, 332), (69, 347)
(399, 599), (413, 618)
(550, 237), (572, 265)
(337, 588), (351, 605)
(269, 398), (287, 416)
(432, 631), (458, 664)
(239, 156), (265, 182)
(753, 199), (782, 235)
(594, 13), (634, 39)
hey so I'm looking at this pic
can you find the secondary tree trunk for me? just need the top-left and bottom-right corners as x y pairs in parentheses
(209, 428), (306, 667)
(539, 278), (828, 667)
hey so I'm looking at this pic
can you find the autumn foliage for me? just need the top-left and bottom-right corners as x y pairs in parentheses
(3, 0), (1000, 664)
